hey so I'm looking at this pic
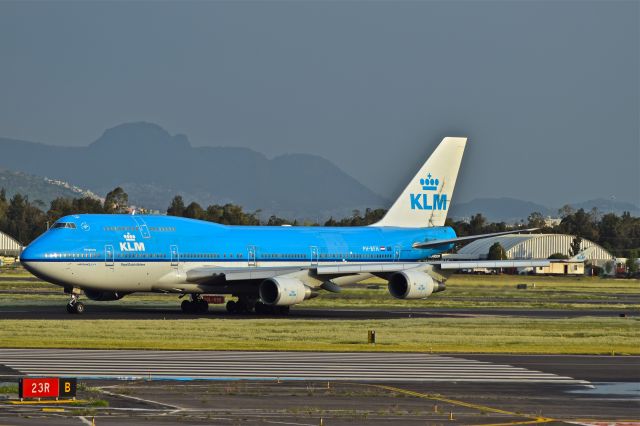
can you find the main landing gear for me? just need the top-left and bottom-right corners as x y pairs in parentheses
(226, 297), (290, 315)
(225, 297), (253, 314)
(66, 293), (85, 315)
(181, 294), (209, 314)
(255, 301), (290, 316)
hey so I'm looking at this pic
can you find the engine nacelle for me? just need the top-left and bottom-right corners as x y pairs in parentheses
(387, 270), (445, 299)
(84, 290), (127, 301)
(259, 277), (313, 306)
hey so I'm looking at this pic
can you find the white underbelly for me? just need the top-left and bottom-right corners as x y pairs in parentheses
(32, 260), (374, 293)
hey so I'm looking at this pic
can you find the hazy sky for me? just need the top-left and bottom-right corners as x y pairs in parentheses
(0, 1), (638, 206)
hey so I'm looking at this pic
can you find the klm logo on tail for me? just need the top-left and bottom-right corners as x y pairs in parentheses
(409, 173), (447, 211)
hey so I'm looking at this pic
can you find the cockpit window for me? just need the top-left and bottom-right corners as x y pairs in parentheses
(52, 222), (77, 229)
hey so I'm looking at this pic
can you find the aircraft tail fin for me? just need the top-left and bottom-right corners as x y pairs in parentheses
(371, 137), (467, 228)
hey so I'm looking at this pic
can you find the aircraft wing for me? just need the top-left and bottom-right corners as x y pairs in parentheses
(412, 228), (539, 249)
(187, 258), (549, 285)
(186, 266), (308, 285)
(435, 259), (549, 269)
(315, 259), (549, 275)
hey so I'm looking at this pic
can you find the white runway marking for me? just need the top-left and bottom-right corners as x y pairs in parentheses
(0, 349), (589, 384)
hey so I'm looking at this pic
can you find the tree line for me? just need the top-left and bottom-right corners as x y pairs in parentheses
(166, 194), (388, 228)
(1, 188), (638, 259)
(0, 187), (128, 244)
(444, 208), (640, 258)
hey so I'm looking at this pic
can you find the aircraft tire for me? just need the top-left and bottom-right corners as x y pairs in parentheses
(66, 304), (75, 314)
(226, 300), (237, 314)
(197, 300), (209, 314)
(181, 300), (194, 314)
(254, 302), (266, 314)
(74, 302), (85, 314)
(237, 301), (250, 314)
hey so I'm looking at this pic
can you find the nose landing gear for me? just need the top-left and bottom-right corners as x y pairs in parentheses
(180, 294), (209, 314)
(66, 292), (85, 314)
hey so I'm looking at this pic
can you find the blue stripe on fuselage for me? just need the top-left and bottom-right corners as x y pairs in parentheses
(20, 214), (457, 263)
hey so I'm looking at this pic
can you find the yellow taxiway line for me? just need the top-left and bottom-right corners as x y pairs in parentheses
(4, 399), (87, 405)
(356, 383), (557, 425)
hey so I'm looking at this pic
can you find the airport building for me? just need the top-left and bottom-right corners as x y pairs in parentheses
(455, 233), (613, 275)
(457, 233), (611, 261)
(0, 230), (22, 266)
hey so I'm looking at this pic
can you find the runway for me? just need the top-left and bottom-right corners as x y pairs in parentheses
(2, 350), (638, 425)
(0, 349), (590, 384)
(0, 303), (636, 320)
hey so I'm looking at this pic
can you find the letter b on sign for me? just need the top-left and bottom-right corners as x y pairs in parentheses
(59, 378), (77, 398)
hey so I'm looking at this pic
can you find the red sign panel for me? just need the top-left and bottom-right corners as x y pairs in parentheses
(203, 295), (225, 304)
(19, 378), (60, 399)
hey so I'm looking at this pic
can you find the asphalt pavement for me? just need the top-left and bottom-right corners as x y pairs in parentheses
(0, 302), (636, 320)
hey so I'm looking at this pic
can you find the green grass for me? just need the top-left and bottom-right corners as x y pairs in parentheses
(0, 316), (637, 354)
(0, 384), (18, 394)
(1, 269), (638, 310)
(1, 269), (638, 354)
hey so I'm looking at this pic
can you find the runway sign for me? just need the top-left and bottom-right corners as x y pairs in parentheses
(18, 377), (77, 399)
(59, 378), (77, 398)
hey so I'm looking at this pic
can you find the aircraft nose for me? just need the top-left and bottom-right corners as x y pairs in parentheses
(20, 245), (33, 266)
(20, 238), (69, 286)
(20, 242), (44, 275)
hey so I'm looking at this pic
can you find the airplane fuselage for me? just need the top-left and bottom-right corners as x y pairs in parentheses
(20, 214), (456, 294)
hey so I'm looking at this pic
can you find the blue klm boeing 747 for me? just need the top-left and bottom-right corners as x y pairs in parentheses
(20, 137), (547, 314)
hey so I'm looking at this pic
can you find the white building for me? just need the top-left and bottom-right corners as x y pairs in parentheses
(0, 230), (22, 265)
(457, 234), (612, 265)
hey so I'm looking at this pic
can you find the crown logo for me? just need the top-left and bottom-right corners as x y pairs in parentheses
(123, 232), (136, 242)
(419, 173), (439, 191)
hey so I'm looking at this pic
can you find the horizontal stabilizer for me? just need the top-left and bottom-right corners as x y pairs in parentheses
(412, 228), (539, 249)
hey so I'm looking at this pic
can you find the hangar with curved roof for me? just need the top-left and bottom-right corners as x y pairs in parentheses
(0, 230), (22, 257)
(457, 233), (613, 262)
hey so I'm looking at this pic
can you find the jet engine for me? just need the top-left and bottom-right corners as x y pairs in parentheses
(387, 270), (446, 299)
(259, 277), (314, 306)
(84, 290), (128, 301)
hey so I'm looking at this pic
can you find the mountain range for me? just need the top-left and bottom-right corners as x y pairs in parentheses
(1, 122), (637, 221)
(0, 169), (100, 207)
(0, 122), (387, 219)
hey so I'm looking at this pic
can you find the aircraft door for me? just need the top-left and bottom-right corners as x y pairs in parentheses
(248, 245), (256, 267)
(310, 246), (318, 266)
(394, 245), (401, 262)
(170, 245), (179, 268)
(132, 216), (151, 239)
(105, 245), (114, 268)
